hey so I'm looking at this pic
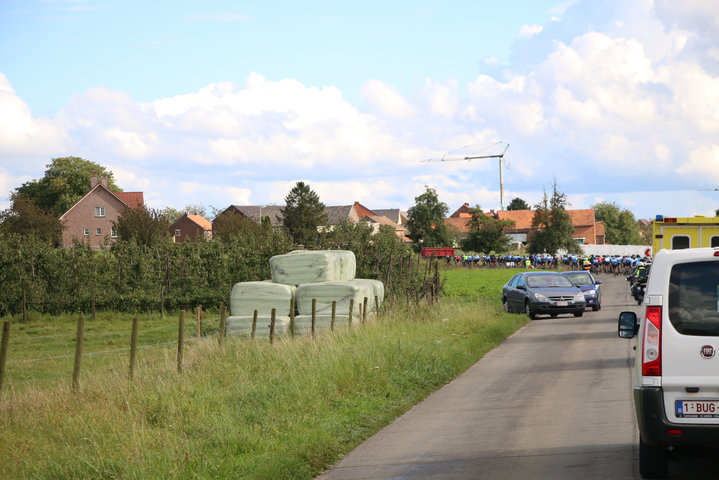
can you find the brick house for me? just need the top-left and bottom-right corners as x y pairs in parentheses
(445, 203), (606, 246)
(58, 174), (144, 249)
(214, 201), (410, 241)
(170, 214), (212, 242)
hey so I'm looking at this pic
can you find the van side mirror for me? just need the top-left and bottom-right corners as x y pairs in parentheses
(618, 311), (638, 339)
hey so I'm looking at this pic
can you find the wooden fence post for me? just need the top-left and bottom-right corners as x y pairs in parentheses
(375, 295), (380, 319)
(363, 297), (368, 323)
(177, 310), (184, 373)
(311, 298), (316, 339)
(348, 299), (354, 327)
(270, 308), (276, 344)
(0, 321), (10, 398)
(129, 317), (138, 380)
(330, 301), (336, 331)
(196, 305), (202, 339)
(359, 303), (363, 324)
(290, 298), (296, 337)
(72, 316), (85, 391)
(251, 310), (258, 340)
(219, 302), (226, 344)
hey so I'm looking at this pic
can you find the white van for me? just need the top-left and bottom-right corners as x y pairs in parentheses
(618, 247), (719, 478)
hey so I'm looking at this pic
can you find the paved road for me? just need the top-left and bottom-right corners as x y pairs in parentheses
(318, 273), (719, 479)
(319, 273), (640, 479)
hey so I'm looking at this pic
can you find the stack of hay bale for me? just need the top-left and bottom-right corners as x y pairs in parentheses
(226, 250), (384, 337)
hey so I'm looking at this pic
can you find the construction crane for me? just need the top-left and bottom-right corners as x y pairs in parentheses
(422, 143), (510, 210)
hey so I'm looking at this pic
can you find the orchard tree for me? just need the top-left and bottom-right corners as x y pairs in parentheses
(14, 157), (121, 217)
(592, 201), (641, 245)
(0, 194), (63, 244)
(528, 181), (580, 254)
(281, 181), (328, 246)
(113, 206), (170, 246)
(507, 197), (530, 211)
(406, 186), (452, 247)
(460, 205), (515, 253)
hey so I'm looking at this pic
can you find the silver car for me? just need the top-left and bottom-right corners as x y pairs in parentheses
(503, 271), (586, 319)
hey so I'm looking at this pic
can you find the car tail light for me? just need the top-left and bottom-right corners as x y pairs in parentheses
(642, 306), (662, 376)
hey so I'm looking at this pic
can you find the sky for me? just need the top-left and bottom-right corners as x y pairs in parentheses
(1, 0), (719, 221)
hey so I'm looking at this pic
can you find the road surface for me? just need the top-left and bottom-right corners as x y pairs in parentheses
(318, 273), (719, 479)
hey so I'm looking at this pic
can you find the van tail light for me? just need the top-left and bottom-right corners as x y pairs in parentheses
(642, 306), (662, 376)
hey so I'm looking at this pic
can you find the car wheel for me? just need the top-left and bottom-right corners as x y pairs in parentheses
(639, 435), (668, 478)
(573, 310), (584, 317)
(525, 301), (536, 320)
(592, 304), (599, 311)
(502, 297), (510, 313)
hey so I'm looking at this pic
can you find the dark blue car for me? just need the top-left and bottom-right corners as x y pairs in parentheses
(562, 271), (602, 311)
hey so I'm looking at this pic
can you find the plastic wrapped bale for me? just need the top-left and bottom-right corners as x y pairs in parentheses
(292, 314), (351, 334)
(353, 279), (384, 312)
(296, 280), (374, 316)
(270, 250), (355, 285)
(225, 315), (290, 338)
(230, 281), (296, 317)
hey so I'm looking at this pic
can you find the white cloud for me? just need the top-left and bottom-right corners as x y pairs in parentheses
(518, 24), (543, 39)
(0, 73), (67, 157)
(677, 145), (719, 184)
(361, 79), (416, 118)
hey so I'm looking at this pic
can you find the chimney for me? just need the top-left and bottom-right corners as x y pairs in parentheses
(100, 175), (108, 187)
(90, 172), (99, 188)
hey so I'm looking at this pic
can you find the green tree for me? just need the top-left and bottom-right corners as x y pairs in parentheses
(281, 181), (327, 246)
(507, 197), (530, 211)
(14, 157), (121, 217)
(406, 186), (452, 247)
(213, 213), (265, 243)
(0, 194), (64, 245)
(113, 206), (170, 246)
(528, 181), (580, 254)
(460, 205), (515, 253)
(592, 201), (641, 245)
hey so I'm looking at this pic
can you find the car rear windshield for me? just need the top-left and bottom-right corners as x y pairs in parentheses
(564, 272), (593, 286)
(527, 275), (573, 288)
(669, 260), (719, 336)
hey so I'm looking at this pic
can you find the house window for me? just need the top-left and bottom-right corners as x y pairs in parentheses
(576, 238), (585, 244)
(96, 227), (102, 236)
(111, 227), (117, 238)
(95, 206), (105, 217)
(84, 228), (90, 236)
(711, 236), (719, 248)
(175, 229), (181, 237)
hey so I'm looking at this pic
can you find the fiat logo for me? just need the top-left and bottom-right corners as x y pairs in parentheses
(701, 345), (716, 359)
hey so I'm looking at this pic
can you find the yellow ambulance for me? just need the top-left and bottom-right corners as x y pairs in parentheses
(652, 215), (719, 253)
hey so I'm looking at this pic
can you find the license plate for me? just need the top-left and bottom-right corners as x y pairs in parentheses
(676, 400), (719, 417)
(555, 301), (568, 306)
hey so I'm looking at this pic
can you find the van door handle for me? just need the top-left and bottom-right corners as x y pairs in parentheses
(685, 387), (700, 393)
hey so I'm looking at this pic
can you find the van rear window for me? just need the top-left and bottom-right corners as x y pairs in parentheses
(669, 261), (719, 336)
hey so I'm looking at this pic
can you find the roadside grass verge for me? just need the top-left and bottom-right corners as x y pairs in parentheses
(0, 269), (527, 479)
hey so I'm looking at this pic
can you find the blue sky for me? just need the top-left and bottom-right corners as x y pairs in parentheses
(1, 0), (719, 222)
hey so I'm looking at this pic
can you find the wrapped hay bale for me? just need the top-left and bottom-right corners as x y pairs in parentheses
(353, 279), (385, 311)
(296, 280), (373, 316)
(270, 250), (356, 285)
(225, 315), (290, 337)
(292, 314), (351, 334)
(230, 281), (296, 317)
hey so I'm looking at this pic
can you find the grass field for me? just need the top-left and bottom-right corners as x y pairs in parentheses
(0, 268), (528, 479)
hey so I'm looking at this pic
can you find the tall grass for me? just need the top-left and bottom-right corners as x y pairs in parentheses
(0, 269), (527, 479)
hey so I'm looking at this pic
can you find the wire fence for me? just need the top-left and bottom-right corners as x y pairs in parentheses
(0, 294), (390, 398)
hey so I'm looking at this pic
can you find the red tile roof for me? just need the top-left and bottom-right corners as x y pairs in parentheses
(115, 192), (144, 208)
(353, 201), (376, 218)
(187, 214), (212, 231)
